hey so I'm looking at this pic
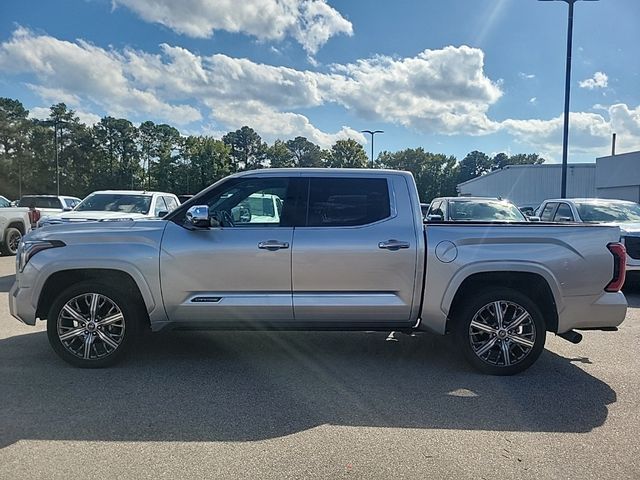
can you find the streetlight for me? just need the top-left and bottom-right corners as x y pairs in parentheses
(41, 118), (69, 196)
(539, 0), (599, 198)
(361, 130), (384, 168)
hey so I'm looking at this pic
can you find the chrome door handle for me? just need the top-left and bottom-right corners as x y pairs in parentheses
(378, 240), (410, 250)
(258, 240), (290, 250)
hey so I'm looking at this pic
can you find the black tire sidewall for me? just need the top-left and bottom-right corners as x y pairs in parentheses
(46, 282), (142, 368)
(1, 227), (22, 256)
(454, 287), (547, 375)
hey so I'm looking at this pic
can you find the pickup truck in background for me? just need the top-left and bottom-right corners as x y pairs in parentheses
(9, 169), (628, 375)
(537, 198), (640, 281)
(0, 196), (32, 256)
(426, 196), (529, 222)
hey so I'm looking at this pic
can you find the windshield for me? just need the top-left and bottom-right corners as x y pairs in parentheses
(449, 200), (526, 222)
(75, 194), (152, 214)
(576, 201), (640, 223)
(0, 197), (10, 208)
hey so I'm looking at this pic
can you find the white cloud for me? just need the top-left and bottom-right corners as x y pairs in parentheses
(579, 71), (608, 89)
(4, 28), (637, 158)
(519, 72), (535, 80)
(111, 0), (353, 55)
(502, 104), (640, 160)
(529, 97), (537, 105)
(0, 27), (202, 125)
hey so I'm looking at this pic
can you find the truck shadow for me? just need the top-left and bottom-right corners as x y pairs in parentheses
(0, 330), (615, 448)
(0, 274), (15, 293)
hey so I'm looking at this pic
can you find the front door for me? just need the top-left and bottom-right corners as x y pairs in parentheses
(160, 176), (296, 325)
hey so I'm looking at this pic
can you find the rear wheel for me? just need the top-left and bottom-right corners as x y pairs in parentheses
(47, 282), (143, 368)
(1, 227), (22, 256)
(453, 288), (546, 375)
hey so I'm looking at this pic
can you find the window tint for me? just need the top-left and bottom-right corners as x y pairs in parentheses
(18, 196), (63, 209)
(553, 203), (574, 222)
(154, 196), (168, 216)
(204, 177), (291, 227)
(306, 178), (390, 227)
(540, 203), (557, 221)
(163, 196), (179, 212)
(0, 197), (10, 208)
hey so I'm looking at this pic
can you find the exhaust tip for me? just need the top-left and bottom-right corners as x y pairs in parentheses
(558, 330), (583, 344)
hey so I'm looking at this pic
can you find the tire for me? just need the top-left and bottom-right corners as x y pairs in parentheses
(453, 287), (546, 375)
(1, 227), (22, 256)
(46, 282), (144, 368)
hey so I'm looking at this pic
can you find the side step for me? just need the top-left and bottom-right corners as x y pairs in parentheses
(557, 330), (583, 344)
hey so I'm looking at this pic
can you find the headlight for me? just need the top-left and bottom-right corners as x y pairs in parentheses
(17, 240), (66, 272)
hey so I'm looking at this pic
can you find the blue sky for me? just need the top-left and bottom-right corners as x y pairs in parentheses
(1, 0), (639, 163)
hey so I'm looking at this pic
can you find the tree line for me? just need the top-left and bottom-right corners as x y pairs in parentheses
(0, 98), (545, 203)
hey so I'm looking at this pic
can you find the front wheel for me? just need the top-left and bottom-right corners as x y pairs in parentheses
(47, 282), (143, 368)
(453, 288), (546, 375)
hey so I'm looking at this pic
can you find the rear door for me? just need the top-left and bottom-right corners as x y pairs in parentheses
(291, 174), (419, 325)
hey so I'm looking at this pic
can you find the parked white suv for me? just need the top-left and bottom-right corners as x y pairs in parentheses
(38, 190), (180, 226)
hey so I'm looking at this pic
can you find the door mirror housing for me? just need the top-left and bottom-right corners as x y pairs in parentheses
(157, 210), (169, 218)
(527, 216), (541, 222)
(63, 207), (73, 212)
(186, 205), (210, 228)
(556, 216), (573, 223)
(427, 214), (443, 222)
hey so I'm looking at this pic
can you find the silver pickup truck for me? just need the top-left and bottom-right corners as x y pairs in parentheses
(9, 169), (628, 374)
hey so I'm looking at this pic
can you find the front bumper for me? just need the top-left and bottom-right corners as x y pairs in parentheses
(9, 281), (37, 326)
(557, 291), (627, 333)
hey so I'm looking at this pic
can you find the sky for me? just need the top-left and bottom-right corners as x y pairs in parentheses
(1, 0), (639, 163)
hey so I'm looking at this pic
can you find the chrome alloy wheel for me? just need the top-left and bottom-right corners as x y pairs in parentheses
(468, 300), (536, 367)
(57, 293), (125, 360)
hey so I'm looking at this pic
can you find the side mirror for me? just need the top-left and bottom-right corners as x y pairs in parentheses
(556, 216), (573, 223)
(527, 216), (541, 222)
(427, 214), (444, 222)
(185, 205), (210, 228)
(63, 207), (73, 212)
(157, 210), (169, 218)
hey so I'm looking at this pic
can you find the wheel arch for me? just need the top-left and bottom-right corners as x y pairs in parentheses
(36, 269), (151, 328)
(445, 270), (559, 334)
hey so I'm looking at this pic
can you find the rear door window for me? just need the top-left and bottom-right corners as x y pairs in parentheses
(305, 178), (391, 227)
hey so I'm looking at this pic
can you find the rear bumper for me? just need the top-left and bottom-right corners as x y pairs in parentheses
(9, 281), (37, 326)
(557, 292), (627, 333)
(626, 256), (640, 272)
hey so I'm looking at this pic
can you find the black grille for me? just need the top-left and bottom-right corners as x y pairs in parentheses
(624, 236), (640, 260)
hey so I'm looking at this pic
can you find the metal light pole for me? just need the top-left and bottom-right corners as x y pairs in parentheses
(539, 0), (599, 198)
(41, 119), (68, 196)
(361, 130), (384, 168)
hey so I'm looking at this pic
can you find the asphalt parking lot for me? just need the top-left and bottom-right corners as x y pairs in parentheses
(0, 255), (639, 479)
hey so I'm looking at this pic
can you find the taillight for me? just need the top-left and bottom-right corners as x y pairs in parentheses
(605, 242), (627, 292)
(29, 208), (41, 225)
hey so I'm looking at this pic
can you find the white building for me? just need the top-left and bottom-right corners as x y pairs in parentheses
(456, 150), (640, 207)
(596, 151), (640, 203)
(456, 163), (596, 207)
